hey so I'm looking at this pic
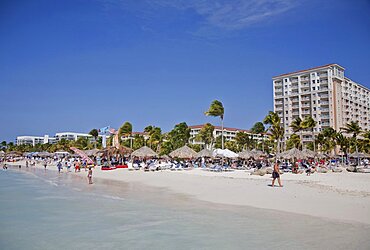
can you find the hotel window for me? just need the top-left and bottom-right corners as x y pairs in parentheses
(312, 87), (316, 90)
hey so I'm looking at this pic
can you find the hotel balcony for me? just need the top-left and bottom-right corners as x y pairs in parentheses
(291, 98), (299, 102)
(301, 103), (311, 108)
(322, 122), (330, 126)
(275, 106), (283, 111)
(301, 97), (310, 101)
(302, 110), (311, 115)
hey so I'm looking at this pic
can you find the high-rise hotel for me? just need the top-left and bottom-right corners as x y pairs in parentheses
(273, 64), (370, 143)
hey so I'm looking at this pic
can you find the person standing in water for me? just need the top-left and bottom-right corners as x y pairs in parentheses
(271, 161), (283, 187)
(87, 167), (93, 184)
(43, 159), (47, 170)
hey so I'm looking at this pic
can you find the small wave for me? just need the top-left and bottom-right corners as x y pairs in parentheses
(34, 195), (72, 201)
(98, 194), (126, 201)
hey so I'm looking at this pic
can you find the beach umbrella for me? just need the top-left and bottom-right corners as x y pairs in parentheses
(349, 152), (369, 158)
(131, 146), (158, 158)
(169, 145), (197, 159)
(195, 148), (213, 158)
(82, 149), (100, 156)
(316, 153), (328, 159)
(302, 149), (316, 158)
(251, 149), (266, 158)
(280, 148), (306, 159)
(0, 151), (4, 156)
(212, 148), (239, 158)
(160, 154), (171, 160)
(7, 151), (22, 157)
(35, 151), (52, 157)
(238, 150), (254, 159)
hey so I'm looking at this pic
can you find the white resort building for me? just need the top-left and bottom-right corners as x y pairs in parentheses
(16, 132), (93, 146)
(273, 63), (370, 144)
(16, 135), (56, 146)
(54, 132), (92, 142)
(189, 125), (268, 146)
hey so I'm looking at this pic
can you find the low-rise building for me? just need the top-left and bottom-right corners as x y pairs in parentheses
(16, 135), (56, 146)
(54, 132), (92, 141)
(189, 124), (268, 146)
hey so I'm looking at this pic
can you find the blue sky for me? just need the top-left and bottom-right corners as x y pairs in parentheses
(1, 0), (370, 141)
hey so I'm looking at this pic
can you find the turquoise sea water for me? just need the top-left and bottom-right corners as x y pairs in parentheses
(0, 167), (369, 250)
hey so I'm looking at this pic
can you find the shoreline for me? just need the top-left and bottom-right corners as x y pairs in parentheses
(6, 161), (370, 225)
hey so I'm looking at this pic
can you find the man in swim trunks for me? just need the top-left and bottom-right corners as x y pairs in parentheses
(272, 160), (283, 187)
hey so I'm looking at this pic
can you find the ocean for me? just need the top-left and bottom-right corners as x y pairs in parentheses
(0, 167), (369, 250)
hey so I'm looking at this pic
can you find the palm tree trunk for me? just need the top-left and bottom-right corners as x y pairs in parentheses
(356, 141), (359, 172)
(312, 130), (315, 152)
(221, 118), (224, 150)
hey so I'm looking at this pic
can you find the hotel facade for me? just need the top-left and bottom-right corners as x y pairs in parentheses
(273, 64), (370, 143)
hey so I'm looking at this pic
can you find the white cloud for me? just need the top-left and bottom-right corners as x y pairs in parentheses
(98, 0), (299, 38)
(151, 0), (299, 30)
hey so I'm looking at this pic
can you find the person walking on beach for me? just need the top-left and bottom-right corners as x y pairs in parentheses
(57, 161), (62, 173)
(26, 160), (29, 168)
(87, 167), (93, 184)
(272, 161), (283, 187)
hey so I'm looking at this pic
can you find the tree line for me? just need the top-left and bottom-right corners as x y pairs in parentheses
(2, 100), (369, 156)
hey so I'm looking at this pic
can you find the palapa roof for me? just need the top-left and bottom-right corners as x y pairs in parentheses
(251, 149), (266, 158)
(82, 149), (100, 156)
(131, 146), (158, 158)
(302, 149), (316, 158)
(195, 148), (213, 158)
(169, 145), (197, 159)
(349, 152), (370, 158)
(238, 150), (254, 159)
(279, 148), (306, 159)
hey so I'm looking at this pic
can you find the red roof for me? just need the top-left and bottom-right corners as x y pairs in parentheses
(272, 63), (344, 78)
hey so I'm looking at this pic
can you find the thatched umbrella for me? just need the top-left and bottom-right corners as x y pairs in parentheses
(131, 146), (158, 158)
(280, 148), (306, 159)
(160, 154), (170, 160)
(302, 149), (316, 158)
(349, 152), (370, 158)
(169, 145), (197, 159)
(195, 148), (213, 158)
(7, 151), (22, 157)
(238, 150), (254, 159)
(83, 149), (100, 156)
(98, 146), (132, 157)
(35, 151), (52, 158)
(251, 149), (266, 158)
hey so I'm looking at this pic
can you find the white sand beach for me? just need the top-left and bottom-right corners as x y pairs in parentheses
(8, 161), (370, 225)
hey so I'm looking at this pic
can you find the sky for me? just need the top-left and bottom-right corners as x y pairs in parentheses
(1, 0), (370, 142)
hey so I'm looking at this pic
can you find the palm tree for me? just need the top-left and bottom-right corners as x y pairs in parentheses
(89, 129), (99, 148)
(335, 132), (349, 164)
(290, 117), (304, 149)
(263, 111), (284, 153)
(118, 122), (133, 147)
(302, 116), (317, 151)
(341, 121), (362, 169)
(205, 100), (225, 149)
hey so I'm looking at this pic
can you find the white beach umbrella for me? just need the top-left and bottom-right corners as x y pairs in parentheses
(213, 149), (239, 158)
